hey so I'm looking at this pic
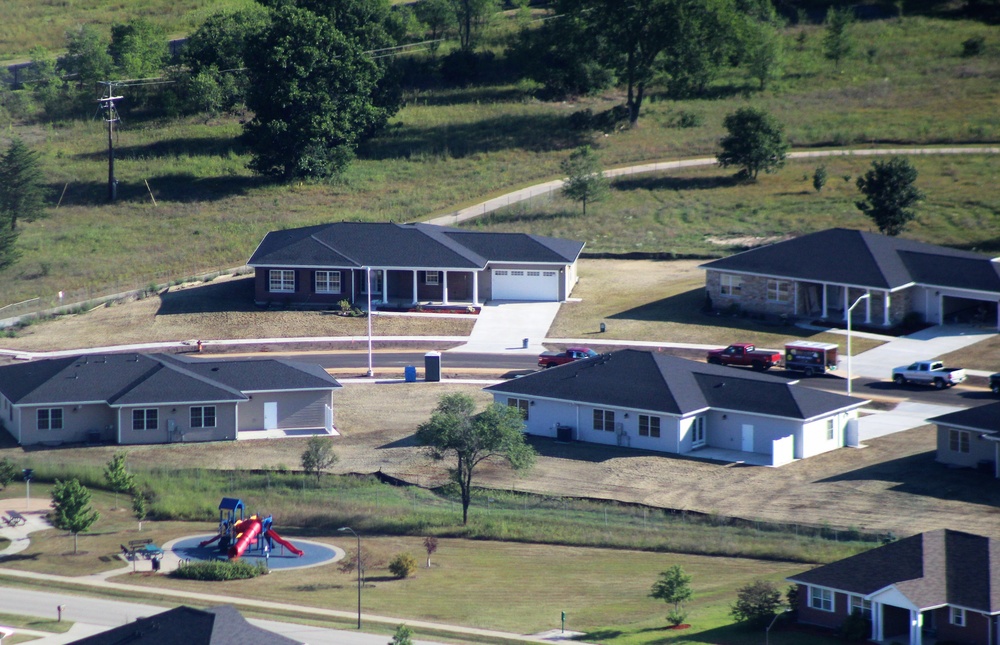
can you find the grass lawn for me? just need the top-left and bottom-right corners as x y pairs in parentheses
(940, 336), (1000, 372)
(0, 612), (72, 633)
(548, 259), (885, 354)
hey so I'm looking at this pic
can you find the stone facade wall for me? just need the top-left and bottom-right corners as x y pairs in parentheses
(706, 270), (796, 316)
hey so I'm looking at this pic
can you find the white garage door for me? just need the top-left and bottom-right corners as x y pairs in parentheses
(492, 269), (560, 301)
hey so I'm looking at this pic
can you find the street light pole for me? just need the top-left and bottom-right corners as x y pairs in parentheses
(365, 268), (374, 378)
(846, 293), (871, 396)
(338, 526), (361, 629)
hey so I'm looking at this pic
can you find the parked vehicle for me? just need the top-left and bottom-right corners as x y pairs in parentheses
(891, 360), (967, 389)
(783, 341), (839, 377)
(990, 372), (1000, 395)
(538, 346), (597, 368)
(706, 343), (782, 371)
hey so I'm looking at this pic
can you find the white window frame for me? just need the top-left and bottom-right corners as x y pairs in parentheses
(950, 429), (970, 453)
(720, 274), (743, 296)
(190, 406), (216, 429)
(133, 408), (158, 431)
(809, 586), (834, 612)
(692, 417), (706, 447)
(950, 607), (966, 627)
(37, 408), (63, 431)
(269, 269), (295, 293)
(767, 279), (792, 303)
(425, 271), (440, 286)
(826, 418), (835, 441)
(507, 397), (529, 420)
(315, 271), (341, 294)
(593, 409), (615, 432)
(639, 415), (660, 438)
(850, 595), (872, 619)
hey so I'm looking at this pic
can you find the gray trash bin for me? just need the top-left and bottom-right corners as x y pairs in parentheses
(424, 351), (441, 382)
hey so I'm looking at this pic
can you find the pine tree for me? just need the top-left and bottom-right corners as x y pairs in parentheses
(560, 146), (609, 215)
(0, 137), (46, 230)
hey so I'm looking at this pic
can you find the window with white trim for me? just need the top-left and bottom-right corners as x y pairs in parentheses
(950, 429), (970, 453)
(191, 406), (216, 428)
(269, 270), (295, 293)
(639, 415), (660, 438)
(720, 274), (743, 296)
(507, 397), (529, 420)
(950, 607), (966, 626)
(767, 279), (791, 303)
(809, 586), (834, 612)
(691, 417), (706, 447)
(425, 271), (440, 286)
(850, 595), (872, 619)
(37, 408), (63, 430)
(593, 409), (615, 432)
(826, 419), (835, 441)
(314, 271), (341, 294)
(133, 409), (158, 431)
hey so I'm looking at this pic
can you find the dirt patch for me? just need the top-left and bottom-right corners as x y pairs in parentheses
(704, 235), (789, 247)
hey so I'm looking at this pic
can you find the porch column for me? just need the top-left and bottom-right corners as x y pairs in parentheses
(822, 284), (828, 318)
(872, 603), (884, 641)
(865, 290), (872, 324)
(471, 270), (479, 306)
(351, 269), (356, 304)
(910, 609), (923, 645)
(412, 270), (419, 306)
(883, 291), (891, 327)
(442, 271), (450, 305)
(380, 269), (387, 304)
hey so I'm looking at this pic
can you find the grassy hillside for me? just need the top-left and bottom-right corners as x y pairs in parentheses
(0, 16), (997, 309)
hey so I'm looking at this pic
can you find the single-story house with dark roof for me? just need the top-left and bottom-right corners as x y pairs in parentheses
(700, 228), (1000, 329)
(930, 401), (1000, 478)
(484, 349), (868, 466)
(0, 353), (342, 446)
(69, 604), (302, 645)
(787, 529), (1000, 645)
(247, 222), (585, 307)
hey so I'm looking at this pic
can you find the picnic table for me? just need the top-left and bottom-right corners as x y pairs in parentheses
(139, 544), (163, 558)
(3, 511), (26, 527)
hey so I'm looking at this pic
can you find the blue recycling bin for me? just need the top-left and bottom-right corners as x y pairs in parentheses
(404, 365), (417, 382)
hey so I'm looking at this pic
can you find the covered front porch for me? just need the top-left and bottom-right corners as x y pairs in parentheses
(354, 267), (481, 307)
(799, 282), (896, 326)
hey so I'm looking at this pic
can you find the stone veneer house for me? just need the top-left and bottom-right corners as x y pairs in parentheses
(788, 529), (1000, 645)
(247, 222), (585, 307)
(0, 353), (342, 445)
(930, 401), (1000, 478)
(701, 228), (1000, 329)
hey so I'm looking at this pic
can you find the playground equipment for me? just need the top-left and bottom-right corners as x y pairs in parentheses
(199, 497), (304, 560)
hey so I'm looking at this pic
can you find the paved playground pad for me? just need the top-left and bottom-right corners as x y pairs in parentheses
(169, 534), (343, 570)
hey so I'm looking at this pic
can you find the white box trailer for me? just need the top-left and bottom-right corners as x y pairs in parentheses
(784, 341), (839, 377)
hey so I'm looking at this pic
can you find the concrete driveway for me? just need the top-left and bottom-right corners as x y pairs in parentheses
(857, 401), (964, 442)
(449, 301), (561, 354)
(847, 324), (996, 380)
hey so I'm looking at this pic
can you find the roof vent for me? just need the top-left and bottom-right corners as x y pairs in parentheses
(714, 382), (725, 388)
(211, 367), (220, 372)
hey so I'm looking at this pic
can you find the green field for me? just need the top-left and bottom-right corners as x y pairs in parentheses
(0, 15), (997, 310)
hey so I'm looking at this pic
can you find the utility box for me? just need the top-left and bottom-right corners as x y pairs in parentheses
(556, 425), (573, 442)
(424, 352), (441, 382)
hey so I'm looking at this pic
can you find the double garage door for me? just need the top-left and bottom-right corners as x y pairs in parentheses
(492, 269), (560, 301)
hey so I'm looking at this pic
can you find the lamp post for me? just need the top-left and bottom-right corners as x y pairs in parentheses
(338, 526), (361, 629)
(22, 469), (32, 512)
(365, 268), (374, 378)
(846, 293), (870, 396)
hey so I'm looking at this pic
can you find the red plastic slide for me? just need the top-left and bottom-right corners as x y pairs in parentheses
(227, 517), (262, 560)
(265, 529), (304, 556)
(198, 533), (222, 548)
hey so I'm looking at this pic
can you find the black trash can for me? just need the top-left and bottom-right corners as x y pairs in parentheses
(425, 351), (441, 382)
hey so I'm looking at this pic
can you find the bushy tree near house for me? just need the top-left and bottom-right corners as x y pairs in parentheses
(301, 435), (339, 482)
(717, 107), (788, 180)
(650, 565), (694, 626)
(731, 579), (783, 627)
(103, 451), (135, 509)
(855, 156), (924, 236)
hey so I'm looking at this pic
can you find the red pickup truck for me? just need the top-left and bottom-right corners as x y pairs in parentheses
(706, 343), (782, 371)
(538, 347), (597, 368)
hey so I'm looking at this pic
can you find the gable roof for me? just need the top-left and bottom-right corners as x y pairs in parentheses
(788, 530), (1000, 613)
(928, 401), (1000, 434)
(0, 354), (341, 408)
(700, 228), (1000, 292)
(69, 605), (302, 645)
(247, 222), (584, 270)
(485, 350), (866, 420)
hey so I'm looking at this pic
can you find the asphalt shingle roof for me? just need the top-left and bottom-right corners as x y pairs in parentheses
(0, 354), (341, 407)
(700, 228), (1000, 292)
(248, 222), (584, 269)
(485, 350), (866, 419)
(928, 401), (1000, 433)
(788, 530), (1000, 613)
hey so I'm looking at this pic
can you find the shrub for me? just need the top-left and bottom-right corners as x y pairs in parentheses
(961, 36), (985, 57)
(338, 299), (352, 313)
(666, 608), (688, 627)
(674, 111), (703, 128)
(840, 610), (871, 642)
(388, 552), (418, 579)
(171, 559), (268, 581)
(568, 109), (594, 131)
(731, 579), (783, 627)
(813, 166), (828, 192)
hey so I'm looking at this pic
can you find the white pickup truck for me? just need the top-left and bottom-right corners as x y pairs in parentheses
(892, 360), (967, 389)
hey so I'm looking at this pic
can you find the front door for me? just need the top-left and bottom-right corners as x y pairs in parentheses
(264, 402), (278, 430)
(741, 424), (754, 452)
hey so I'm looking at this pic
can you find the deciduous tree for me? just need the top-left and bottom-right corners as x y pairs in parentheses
(423, 536), (438, 568)
(451, 0), (499, 52)
(561, 146), (609, 215)
(51, 478), (100, 554)
(731, 579), (783, 627)
(103, 450), (135, 509)
(109, 18), (168, 79)
(717, 107), (788, 180)
(0, 457), (17, 490)
(650, 565), (694, 626)
(300, 436), (339, 482)
(417, 393), (535, 525)
(132, 491), (148, 531)
(855, 156), (924, 236)
(389, 624), (414, 645)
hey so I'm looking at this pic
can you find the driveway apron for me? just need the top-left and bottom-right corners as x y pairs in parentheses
(451, 301), (561, 354)
(847, 324), (995, 380)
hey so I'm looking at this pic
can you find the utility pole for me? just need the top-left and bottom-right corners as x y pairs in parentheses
(98, 82), (123, 202)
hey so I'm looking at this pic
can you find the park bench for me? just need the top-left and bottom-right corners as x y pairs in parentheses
(128, 538), (153, 547)
(3, 511), (26, 527)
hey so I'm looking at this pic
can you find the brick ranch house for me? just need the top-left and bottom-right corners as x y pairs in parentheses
(701, 228), (1000, 329)
(0, 353), (342, 446)
(247, 222), (585, 308)
(788, 529), (1000, 645)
